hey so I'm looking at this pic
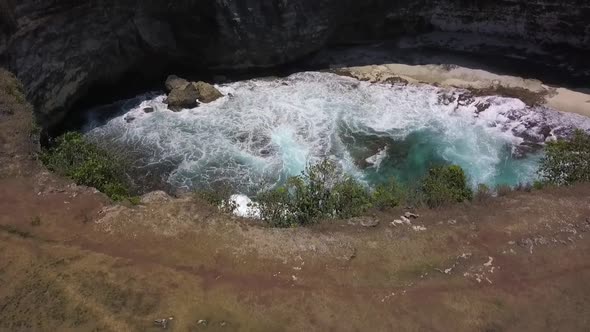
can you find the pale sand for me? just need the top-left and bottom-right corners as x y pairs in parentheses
(338, 64), (590, 118)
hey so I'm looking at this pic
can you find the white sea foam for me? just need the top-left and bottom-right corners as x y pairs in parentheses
(84, 72), (590, 197)
(229, 194), (260, 218)
(365, 147), (388, 170)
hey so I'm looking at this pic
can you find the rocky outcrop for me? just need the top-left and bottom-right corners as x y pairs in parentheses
(165, 76), (189, 93)
(0, 0), (588, 127)
(164, 76), (223, 111)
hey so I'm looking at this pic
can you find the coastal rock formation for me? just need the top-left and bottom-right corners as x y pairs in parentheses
(165, 76), (223, 111)
(165, 76), (190, 93)
(0, 0), (588, 126)
(191, 81), (224, 104)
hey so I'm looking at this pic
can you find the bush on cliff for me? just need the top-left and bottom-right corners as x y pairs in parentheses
(539, 130), (590, 186)
(421, 165), (473, 208)
(255, 160), (476, 227)
(199, 158), (474, 227)
(372, 177), (405, 210)
(41, 132), (132, 201)
(255, 160), (372, 227)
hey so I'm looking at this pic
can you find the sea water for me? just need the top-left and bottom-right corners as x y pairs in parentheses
(83, 72), (590, 196)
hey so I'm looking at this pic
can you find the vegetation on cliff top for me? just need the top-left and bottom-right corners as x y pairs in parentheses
(251, 160), (472, 227)
(40, 129), (590, 226)
(206, 130), (590, 227)
(538, 130), (590, 186)
(41, 132), (135, 202)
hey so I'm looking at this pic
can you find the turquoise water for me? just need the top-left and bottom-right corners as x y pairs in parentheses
(339, 125), (540, 188)
(83, 72), (587, 195)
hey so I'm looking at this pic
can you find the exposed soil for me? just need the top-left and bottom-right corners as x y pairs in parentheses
(2, 68), (590, 331)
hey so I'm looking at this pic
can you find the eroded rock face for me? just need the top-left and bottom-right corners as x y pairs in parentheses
(165, 75), (189, 93)
(0, 0), (588, 126)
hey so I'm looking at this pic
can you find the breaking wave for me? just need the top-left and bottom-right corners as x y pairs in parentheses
(83, 72), (590, 194)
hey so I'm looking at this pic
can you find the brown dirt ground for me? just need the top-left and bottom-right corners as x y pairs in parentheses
(1, 68), (590, 332)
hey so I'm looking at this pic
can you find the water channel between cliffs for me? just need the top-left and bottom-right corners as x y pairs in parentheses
(80, 71), (590, 198)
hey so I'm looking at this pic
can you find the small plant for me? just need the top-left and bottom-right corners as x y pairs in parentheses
(31, 216), (41, 227)
(495, 184), (512, 197)
(30, 120), (42, 138)
(533, 180), (546, 190)
(256, 186), (292, 227)
(196, 184), (238, 214)
(474, 183), (493, 203)
(1, 72), (26, 104)
(403, 183), (427, 209)
(421, 165), (473, 208)
(372, 177), (405, 210)
(331, 177), (373, 219)
(255, 160), (371, 227)
(126, 196), (141, 206)
(41, 132), (133, 201)
(514, 182), (532, 192)
(539, 130), (590, 186)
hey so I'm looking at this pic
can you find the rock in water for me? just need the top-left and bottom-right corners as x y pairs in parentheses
(165, 75), (189, 93)
(165, 77), (223, 111)
(193, 81), (224, 103)
(166, 83), (201, 111)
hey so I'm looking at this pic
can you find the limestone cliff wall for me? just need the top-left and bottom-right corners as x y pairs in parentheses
(0, 0), (588, 126)
(338, 0), (590, 47)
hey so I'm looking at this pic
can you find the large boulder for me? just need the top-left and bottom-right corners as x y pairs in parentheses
(192, 81), (223, 103)
(165, 77), (223, 111)
(166, 83), (200, 111)
(164, 75), (189, 93)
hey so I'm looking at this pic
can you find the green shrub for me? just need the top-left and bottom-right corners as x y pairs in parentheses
(42, 132), (133, 201)
(196, 185), (238, 214)
(421, 165), (473, 208)
(256, 186), (292, 227)
(372, 177), (405, 210)
(255, 160), (371, 227)
(331, 177), (373, 218)
(533, 180), (546, 190)
(1, 73), (26, 104)
(539, 130), (590, 186)
(255, 161), (477, 226)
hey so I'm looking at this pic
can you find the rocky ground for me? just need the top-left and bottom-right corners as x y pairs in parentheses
(2, 68), (590, 331)
(331, 63), (590, 118)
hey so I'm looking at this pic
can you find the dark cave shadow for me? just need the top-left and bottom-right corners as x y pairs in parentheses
(52, 91), (162, 139)
(51, 32), (590, 140)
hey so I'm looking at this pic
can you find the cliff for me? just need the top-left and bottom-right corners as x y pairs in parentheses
(0, 0), (588, 126)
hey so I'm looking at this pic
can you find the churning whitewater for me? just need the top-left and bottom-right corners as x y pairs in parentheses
(84, 72), (590, 195)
